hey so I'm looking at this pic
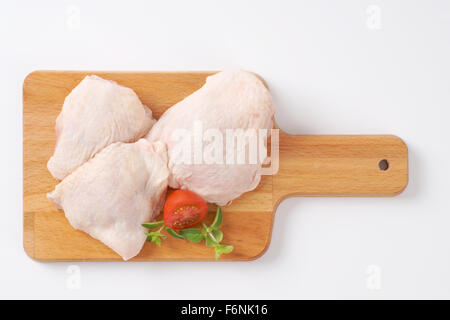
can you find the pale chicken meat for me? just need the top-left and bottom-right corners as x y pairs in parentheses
(47, 75), (156, 180)
(147, 70), (274, 205)
(47, 140), (169, 260)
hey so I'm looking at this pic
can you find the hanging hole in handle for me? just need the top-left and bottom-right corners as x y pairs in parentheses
(378, 159), (389, 171)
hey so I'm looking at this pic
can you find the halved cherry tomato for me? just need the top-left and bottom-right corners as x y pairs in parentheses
(164, 190), (208, 230)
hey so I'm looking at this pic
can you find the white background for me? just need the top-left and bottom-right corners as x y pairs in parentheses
(1, 0), (449, 299)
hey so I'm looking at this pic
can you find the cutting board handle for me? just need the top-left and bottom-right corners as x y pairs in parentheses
(272, 133), (408, 206)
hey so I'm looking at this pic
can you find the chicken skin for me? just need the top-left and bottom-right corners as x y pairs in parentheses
(47, 75), (155, 180)
(47, 140), (169, 260)
(146, 70), (274, 205)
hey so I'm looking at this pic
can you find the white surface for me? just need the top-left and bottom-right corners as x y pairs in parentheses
(1, 0), (449, 299)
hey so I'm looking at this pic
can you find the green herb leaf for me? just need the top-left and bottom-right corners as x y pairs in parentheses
(201, 223), (209, 236)
(146, 231), (161, 237)
(142, 221), (164, 229)
(166, 227), (185, 240)
(206, 234), (218, 247)
(214, 244), (234, 260)
(218, 244), (234, 254)
(211, 229), (223, 243)
(142, 205), (231, 258)
(210, 206), (223, 230)
(179, 228), (203, 243)
(145, 226), (166, 246)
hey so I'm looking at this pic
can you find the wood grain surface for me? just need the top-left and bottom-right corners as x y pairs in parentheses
(23, 71), (408, 261)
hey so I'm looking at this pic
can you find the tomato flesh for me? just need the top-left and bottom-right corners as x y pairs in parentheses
(164, 190), (208, 230)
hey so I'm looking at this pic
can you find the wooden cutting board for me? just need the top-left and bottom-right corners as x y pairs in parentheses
(23, 71), (408, 261)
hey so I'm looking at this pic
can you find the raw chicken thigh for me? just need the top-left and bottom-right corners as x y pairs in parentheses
(147, 70), (274, 205)
(47, 75), (156, 180)
(47, 139), (169, 260)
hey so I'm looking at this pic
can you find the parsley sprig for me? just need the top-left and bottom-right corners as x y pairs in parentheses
(142, 206), (233, 260)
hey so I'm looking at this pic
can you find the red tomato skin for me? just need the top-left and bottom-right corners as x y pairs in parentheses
(164, 190), (208, 230)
